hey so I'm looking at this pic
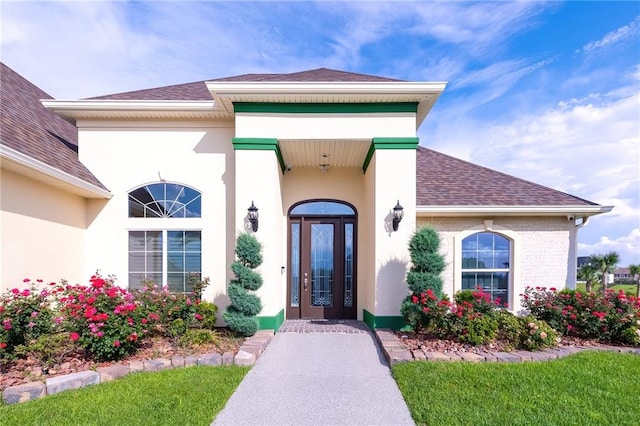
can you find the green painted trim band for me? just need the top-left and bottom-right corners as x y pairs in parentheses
(362, 309), (405, 331)
(257, 309), (285, 331)
(232, 138), (285, 174)
(362, 137), (419, 173)
(233, 102), (418, 114)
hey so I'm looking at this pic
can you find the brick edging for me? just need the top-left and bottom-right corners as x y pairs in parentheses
(373, 329), (640, 366)
(2, 330), (275, 405)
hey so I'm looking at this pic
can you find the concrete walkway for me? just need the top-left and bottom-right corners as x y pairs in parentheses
(212, 320), (414, 426)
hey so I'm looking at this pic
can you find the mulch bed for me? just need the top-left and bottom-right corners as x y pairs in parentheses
(0, 333), (242, 392)
(397, 331), (616, 355)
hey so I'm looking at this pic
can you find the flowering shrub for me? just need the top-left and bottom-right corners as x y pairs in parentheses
(132, 281), (201, 339)
(521, 287), (640, 345)
(0, 280), (56, 359)
(58, 275), (148, 361)
(518, 317), (558, 351)
(404, 289), (451, 332)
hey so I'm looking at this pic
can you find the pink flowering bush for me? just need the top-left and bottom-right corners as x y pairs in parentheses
(58, 275), (149, 361)
(521, 286), (640, 345)
(131, 281), (202, 340)
(404, 287), (558, 350)
(0, 280), (56, 359)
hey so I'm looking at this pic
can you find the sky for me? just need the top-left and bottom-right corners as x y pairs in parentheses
(2, 1), (639, 266)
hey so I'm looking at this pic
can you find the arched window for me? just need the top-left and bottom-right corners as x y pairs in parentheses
(461, 232), (511, 304)
(127, 183), (202, 293)
(129, 183), (201, 218)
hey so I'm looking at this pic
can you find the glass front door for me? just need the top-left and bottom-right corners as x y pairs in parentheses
(287, 201), (356, 319)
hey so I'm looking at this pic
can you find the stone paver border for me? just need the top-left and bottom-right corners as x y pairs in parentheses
(2, 330), (274, 405)
(373, 328), (640, 366)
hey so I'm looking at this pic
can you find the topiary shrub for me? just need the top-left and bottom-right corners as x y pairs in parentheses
(401, 226), (446, 331)
(223, 234), (263, 336)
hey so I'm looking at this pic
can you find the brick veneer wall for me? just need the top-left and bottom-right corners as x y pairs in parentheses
(417, 216), (574, 313)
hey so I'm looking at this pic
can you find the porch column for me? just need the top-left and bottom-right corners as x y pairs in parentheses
(363, 137), (418, 329)
(232, 138), (286, 330)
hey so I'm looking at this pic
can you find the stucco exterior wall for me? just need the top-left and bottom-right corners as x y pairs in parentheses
(1, 169), (87, 289)
(76, 120), (235, 307)
(417, 216), (576, 313)
(370, 149), (416, 317)
(235, 113), (416, 139)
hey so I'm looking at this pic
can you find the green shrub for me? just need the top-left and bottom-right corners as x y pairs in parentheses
(223, 234), (264, 336)
(195, 301), (218, 330)
(178, 329), (220, 348)
(15, 332), (77, 370)
(519, 317), (558, 351)
(619, 326), (640, 345)
(133, 282), (198, 338)
(401, 227), (446, 331)
(496, 310), (524, 349)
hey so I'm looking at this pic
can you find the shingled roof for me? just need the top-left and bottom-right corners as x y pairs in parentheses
(1, 63), (107, 190)
(90, 68), (402, 101)
(416, 146), (597, 206)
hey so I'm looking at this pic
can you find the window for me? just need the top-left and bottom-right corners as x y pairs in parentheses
(461, 232), (511, 304)
(128, 183), (202, 292)
(129, 182), (201, 218)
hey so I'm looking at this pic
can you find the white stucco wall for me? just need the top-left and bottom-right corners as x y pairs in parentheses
(1, 169), (87, 289)
(369, 149), (416, 317)
(235, 113), (416, 139)
(76, 120), (235, 307)
(417, 216), (576, 313)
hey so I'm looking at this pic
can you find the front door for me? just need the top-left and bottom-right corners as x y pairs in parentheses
(287, 201), (356, 319)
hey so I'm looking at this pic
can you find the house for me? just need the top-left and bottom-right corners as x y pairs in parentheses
(613, 267), (632, 283)
(1, 63), (612, 329)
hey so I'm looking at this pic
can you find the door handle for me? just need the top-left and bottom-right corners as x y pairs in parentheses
(304, 273), (308, 291)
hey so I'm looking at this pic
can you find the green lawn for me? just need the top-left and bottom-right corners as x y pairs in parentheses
(0, 365), (248, 426)
(393, 351), (640, 426)
(575, 282), (637, 293)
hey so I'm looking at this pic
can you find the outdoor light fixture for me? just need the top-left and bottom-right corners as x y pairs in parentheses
(392, 200), (404, 232)
(248, 201), (259, 232)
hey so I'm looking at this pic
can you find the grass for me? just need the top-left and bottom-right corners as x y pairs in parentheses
(0, 365), (248, 426)
(575, 282), (637, 293)
(393, 351), (640, 426)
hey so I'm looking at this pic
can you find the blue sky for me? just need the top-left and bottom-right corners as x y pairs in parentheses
(2, 1), (639, 266)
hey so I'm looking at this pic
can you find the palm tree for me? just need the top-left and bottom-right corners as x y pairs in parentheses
(578, 264), (600, 293)
(590, 252), (620, 292)
(629, 264), (640, 298)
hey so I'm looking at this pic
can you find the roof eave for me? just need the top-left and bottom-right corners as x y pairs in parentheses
(206, 81), (447, 128)
(416, 205), (614, 217)
(41, 99), (220, 122)
(1, 145), (112, 199)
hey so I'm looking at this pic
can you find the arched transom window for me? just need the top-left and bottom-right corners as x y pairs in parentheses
(461, 232), (511, 304)
(129, 183), (201, 218)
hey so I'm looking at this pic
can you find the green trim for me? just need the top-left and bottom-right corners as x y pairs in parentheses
(233, 102), (418, 114)
(363, 309), (405, 331)
(257, 309), (285, 331)
(362, 137), (420, 173)
(232, 138), (285, 174)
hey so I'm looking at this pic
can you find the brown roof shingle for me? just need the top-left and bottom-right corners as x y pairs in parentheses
(90, 68), (402, 101)
(1, 63), (107, 190)
(416, 146), (597, 206)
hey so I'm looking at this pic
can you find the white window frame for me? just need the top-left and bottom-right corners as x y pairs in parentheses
(454, 221), (519, 310)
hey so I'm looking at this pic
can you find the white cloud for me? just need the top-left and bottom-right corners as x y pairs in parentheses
(580, 16), (640, 55)
(578, 228), (640, 266)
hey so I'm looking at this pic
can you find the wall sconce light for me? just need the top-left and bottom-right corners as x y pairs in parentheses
(248, 201), (259, 232)
(392, 200), (404, 232)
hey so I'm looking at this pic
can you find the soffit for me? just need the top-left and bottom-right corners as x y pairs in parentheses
(278, 139), (371, 169)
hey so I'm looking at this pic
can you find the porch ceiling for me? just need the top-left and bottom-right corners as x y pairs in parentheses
(278, 139), (370, 169)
